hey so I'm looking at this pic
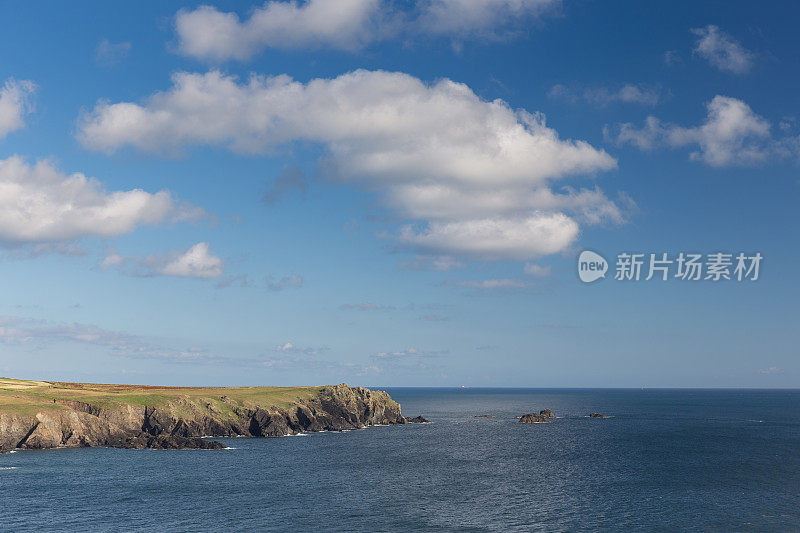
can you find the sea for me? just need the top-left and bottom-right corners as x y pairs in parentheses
(1, 388), (799, 532)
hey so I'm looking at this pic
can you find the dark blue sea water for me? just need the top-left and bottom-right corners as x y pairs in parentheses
(1, 389), (799, 531)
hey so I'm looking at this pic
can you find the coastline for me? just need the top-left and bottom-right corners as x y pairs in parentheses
(0, 378), (425, 453)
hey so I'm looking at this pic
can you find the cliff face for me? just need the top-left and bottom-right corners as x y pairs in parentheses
(0, 384), (412, 452)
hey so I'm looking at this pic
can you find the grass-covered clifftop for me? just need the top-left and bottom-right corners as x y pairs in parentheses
(0, 377), (410, 452)
(0, 377), (326, 416)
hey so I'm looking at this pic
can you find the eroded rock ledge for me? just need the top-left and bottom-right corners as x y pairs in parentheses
(0, 383), (424, 453)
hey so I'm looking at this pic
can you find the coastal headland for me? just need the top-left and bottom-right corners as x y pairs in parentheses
(0, 377), (424, 452)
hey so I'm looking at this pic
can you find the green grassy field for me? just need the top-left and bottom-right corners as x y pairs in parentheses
(0, 377), (326, 416)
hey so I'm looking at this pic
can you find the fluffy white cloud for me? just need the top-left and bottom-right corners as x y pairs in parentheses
(398, 213), (579, 260)
(175, 0), (389, 60)
(692, 25), (754, 74)
(606, 95), (795, 167)
(549, 83), (660, 107)
(102, 242), (224, 279)
(0, 156), (201, 245)
(79, 69), (619, 260)
(0, 79), (36, 138)
(160, 242), (224, 278)
(174, 0), (559, 61)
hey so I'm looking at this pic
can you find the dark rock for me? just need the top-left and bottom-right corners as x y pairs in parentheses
(539, 409), (555, 419)
(404, 415), (429, 423)
(474, 414), (492, 418)
(519, 413), (548, 423)
(589, 413), (607, 418)
(117, 435), (225, 450)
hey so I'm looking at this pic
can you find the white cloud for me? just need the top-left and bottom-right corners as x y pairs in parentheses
(523, 263), (550, 277)
(549, 83), (661, 106)
(0, 315), (221, 363)
(175, 0), (390, 60)
(373, 348), (421, 360)
(692, 25), (754, 74)
(398, 213), (579, 260)
(78, 70), (619, 261)
(0, 79), (36, 138)
(371, 347), (447, 362)
(339, 302), (396, 311)
(160, 242), (224, 278)
(275, 341), (324, 355)
(398, 255), (465, 271)
(95, 39), (132, 67)
(418, 0), (560, 40)
(102, 242), (225, 279)
(174, 0), (559, 61)
(0, 156), (202, 246)
(452, 278), (530, 289)
(607, 95), (799, 167)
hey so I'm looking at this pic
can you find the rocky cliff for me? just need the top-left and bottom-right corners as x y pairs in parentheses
(0, 382), (421, 452)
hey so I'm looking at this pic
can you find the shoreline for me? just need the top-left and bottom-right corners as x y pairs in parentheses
(0, 378), (427, 453)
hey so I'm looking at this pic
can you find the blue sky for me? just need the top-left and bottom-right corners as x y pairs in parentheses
(0, 0), (797, 387)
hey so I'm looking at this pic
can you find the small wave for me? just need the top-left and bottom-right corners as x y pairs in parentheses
(0, 467), (17, 470)
(287, 432), (308, 437)
(223, 447), (237, 450)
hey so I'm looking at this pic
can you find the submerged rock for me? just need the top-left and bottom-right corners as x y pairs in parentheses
(589, 413), (607, 418)
(404, 415), (430, 423)
(519, 413), (548, 424)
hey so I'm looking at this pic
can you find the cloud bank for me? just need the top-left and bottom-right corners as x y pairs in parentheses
(0, 156), (202, 246)
(78, 70), (620, 260)
(174, 0), (560, 61)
